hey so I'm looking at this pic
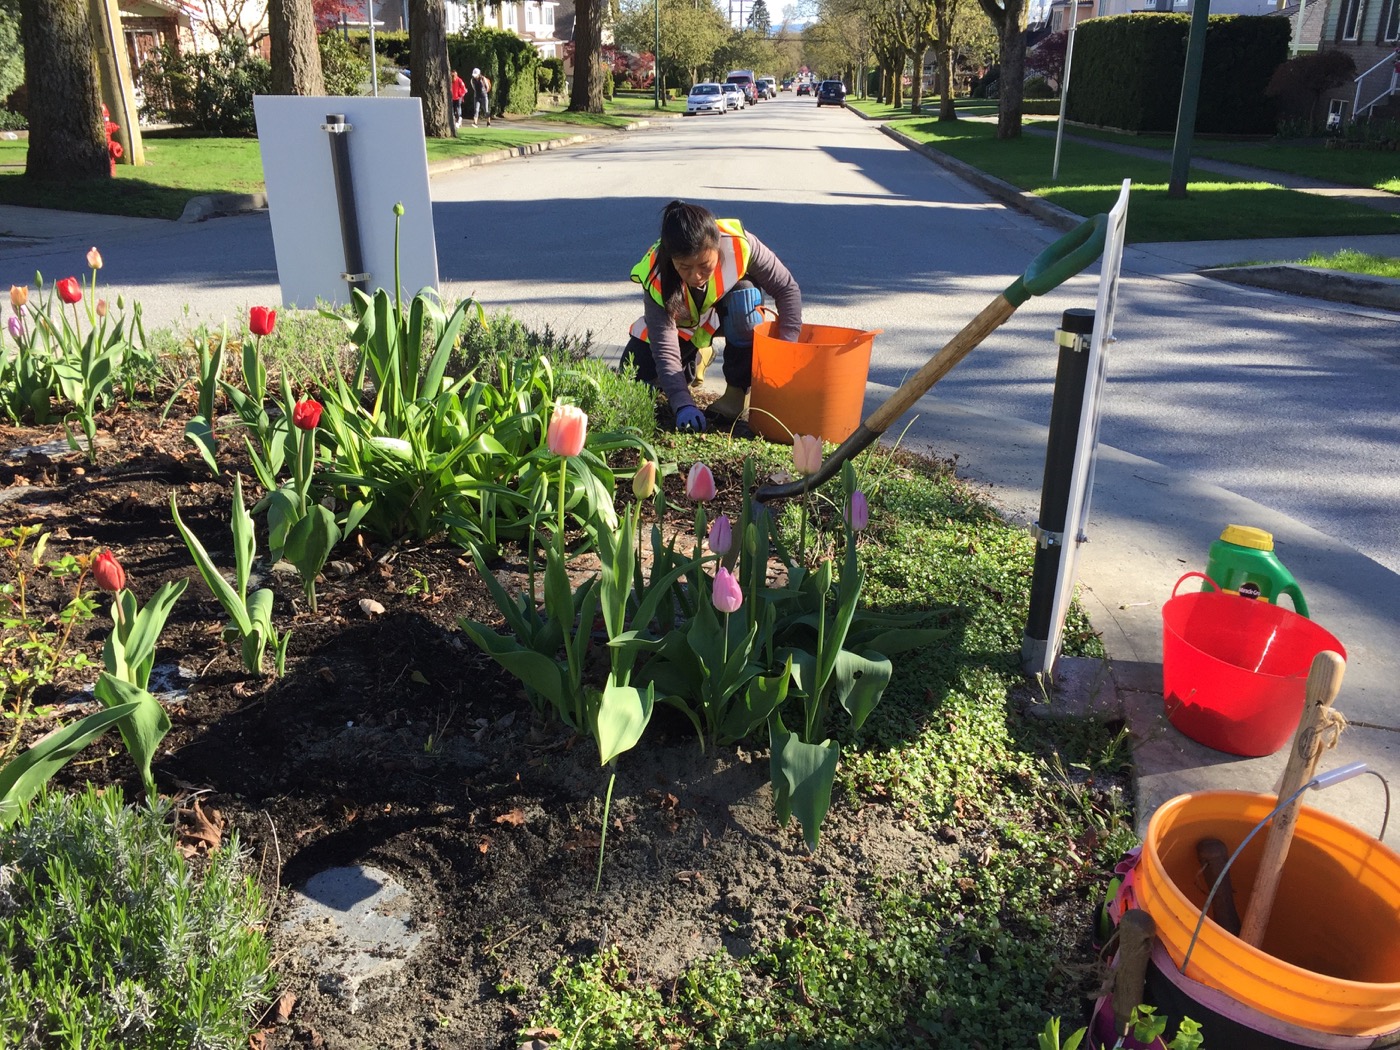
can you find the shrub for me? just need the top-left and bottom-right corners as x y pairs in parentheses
(1024, 74), (1056, 98)
(448, 27), (540, 116)
(137, 36), (269, 135)
(347, 28), (410, 65)
(0, 786), (274, 1048)
(1266, 49), (1357, 130)
(0, 108), (25, 131)
(604, 66), (615, 100)
(541, 56), (567, 92)
(555, 356), (658, 444)
(1027, 30), (1068, 85)
(319, 29), (373, 97)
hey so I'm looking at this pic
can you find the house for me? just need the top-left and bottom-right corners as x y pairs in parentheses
(373, 0), (564, 57)
(1313, 0), (1399, 121)
(1046, 0), (1284, 26)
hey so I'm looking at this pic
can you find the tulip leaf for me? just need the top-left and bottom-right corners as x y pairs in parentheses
(0, 702), (142, 827)
(831, 649), (893, 732)
(93, 673), (171, 801)
(262, 486), (302, 563)
(171, 491), (253, 637)
(593, 680), (654, 766)
(769, 715), (839, 851)
(459, 621), (569, 713)
(105, 579), (189, 691)
(183, 416), (220, 477)
(285, 504), (341, 600)
(717, 658), (790, 746)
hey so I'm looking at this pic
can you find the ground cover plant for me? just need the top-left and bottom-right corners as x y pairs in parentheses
(0, 244), (1136, 1049)
(885, 116), (1400, 242)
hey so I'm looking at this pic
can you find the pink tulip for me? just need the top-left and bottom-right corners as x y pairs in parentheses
(792, 435), (822, 476)
(685, 462), (716, 502)
(6, 316), (21, 341)
(87, 246), (103, 270)
(708, 514), (732, 556)
(712, 567), (743, 614)
(846, 490), (869, 531)
(547, 403), (588, 458)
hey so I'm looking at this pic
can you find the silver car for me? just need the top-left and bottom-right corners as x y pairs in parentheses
(686, 82), (726, 116)
(721, 83), (746, 111)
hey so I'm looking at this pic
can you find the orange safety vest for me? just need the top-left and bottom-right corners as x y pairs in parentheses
(628, 218), (752, 349)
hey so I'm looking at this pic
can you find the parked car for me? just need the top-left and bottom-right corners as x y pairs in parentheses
(726, 70), (759, 104)
(720, 83), (746, 110)
(816, 80), (847, 108)
(796, 82), (811, 96)
(759, 77), (777, 98)
(686, 82), (726, 116)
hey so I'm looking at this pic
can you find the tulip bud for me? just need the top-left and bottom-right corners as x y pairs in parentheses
(846, 490), (869, 532)
(96, 299), (108, 318)
(368, 436), (413, 460)
(546, 403), (588, 458)
(291, 398), (323, 430)
(56, 277), (82, 305)
(86, 246), (103, 270)
(393, 202), (405, 216)
(712, 566), (743, 614)
(632, 460), (657, 500)
(9, 285), (27, 309)
(92, 549), (125, 593)
(708, 514), (733, 556)
(6, 316), (21, 341)
(792, 434), (823, 476)
(685, 462), (716, 502)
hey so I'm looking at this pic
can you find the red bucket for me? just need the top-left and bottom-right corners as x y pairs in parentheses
(1161, 572), (1345, 757)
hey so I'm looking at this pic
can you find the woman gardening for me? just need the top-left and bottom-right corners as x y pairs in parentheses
(621, 200), (803, 432)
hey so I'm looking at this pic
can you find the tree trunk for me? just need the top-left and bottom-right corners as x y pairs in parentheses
(410, 0), (454, 137)
(938, 43), (956, 120)
(19, 0), (109, 180)
(910, 46), (926, 114)
(269, 0), (326, 96)
(569, 0), (604, 113)
(994, 0), (1026, 138)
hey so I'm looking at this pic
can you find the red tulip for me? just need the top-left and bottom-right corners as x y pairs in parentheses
(56, 277), (82, 305)
(546, 403), (588, 458)
(93, 549), (125, 593)
(292, 398), (323, 430)
(249, 306), (276, 337)
(685, 462), (716, 502)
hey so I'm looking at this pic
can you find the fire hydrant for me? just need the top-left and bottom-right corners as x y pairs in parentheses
(102, 104), (123, 175)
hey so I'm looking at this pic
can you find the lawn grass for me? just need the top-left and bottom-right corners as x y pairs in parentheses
(890, 117), (1400, 242)
(1226, 248), (1400, 276)
(0, 124), (582, 219)
(849, 97), (1058, 121)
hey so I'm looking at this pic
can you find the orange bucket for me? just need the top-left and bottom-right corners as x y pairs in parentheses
(748, 322), (878, 445)
(1162, 573), (1345, 757)
(1135, 790), (1400, 1037)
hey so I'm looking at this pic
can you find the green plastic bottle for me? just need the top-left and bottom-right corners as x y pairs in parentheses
(1203, 524), (1309, 617)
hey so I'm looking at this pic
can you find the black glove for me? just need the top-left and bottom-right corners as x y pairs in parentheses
(676, 406), (707, 432)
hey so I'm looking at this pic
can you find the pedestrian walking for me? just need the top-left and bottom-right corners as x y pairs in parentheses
(471, 68), (492, 126)
(451, 71), (467, 121)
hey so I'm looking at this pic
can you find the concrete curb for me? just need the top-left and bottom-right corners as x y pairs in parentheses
(878, 122), (1082, 233)
(176, 118), (648, 223)
(1201, 263), (1400, 312)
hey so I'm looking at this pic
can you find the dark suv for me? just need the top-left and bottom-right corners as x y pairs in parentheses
(816, 80), (846, 108)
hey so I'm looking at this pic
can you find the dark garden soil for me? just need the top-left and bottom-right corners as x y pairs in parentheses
(1, 409), (987, 1050)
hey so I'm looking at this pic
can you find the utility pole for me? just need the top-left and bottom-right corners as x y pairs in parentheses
(654, 0), (661, 109)
(1168, 0), (1211, 198)
(88, 0), (144, 166)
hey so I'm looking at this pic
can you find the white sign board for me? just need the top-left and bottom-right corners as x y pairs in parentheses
(254, 95), (438, 309)
(1040, 179), (1132, 677)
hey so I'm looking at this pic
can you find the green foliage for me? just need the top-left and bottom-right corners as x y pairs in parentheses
(449, 27), (540, 115)
(0, 0), (21, 105)
(1024, 74), (1056, 98)
(0, 786), (274, 1048)
(319, 29), (373, 96)
(137, 36), (270, 136)
(540, 56), (567, 93)
(603, 66), (616, 101)
(1066, 13), (1288, 134)
(1266, 50), (1356, 128)
(348, 28), (410, 64)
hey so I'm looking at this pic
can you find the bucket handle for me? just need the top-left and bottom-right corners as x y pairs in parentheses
(1172, 571), (1221, 600)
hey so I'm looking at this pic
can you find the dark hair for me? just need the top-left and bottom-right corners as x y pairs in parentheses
(655, 200), (720, 322)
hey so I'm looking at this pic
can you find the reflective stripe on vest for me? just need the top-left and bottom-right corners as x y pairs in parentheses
(628, 219), (750, 349)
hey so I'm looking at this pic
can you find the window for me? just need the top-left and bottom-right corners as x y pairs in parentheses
(1337, 0), (1364, 41)
(1327, 98), (1350, 128)
(1381, 0), (1399, 41)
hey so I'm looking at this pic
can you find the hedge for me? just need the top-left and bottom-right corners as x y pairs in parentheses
(1065, 13), (1289, 134)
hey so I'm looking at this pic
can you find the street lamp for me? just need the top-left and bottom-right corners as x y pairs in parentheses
(655, 0), (661, 109)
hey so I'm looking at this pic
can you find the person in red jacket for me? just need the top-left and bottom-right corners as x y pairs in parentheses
(451, 71), (467, 122)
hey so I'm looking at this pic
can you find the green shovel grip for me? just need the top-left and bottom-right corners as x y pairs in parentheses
(1002, 213), (1109, 308)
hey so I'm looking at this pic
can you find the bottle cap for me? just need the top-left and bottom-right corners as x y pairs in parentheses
(1220, 524), (1274, 551)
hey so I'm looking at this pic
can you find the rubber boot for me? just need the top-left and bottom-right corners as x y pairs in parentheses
(690, 344), (715, 388)
(710, 383), (748, 420)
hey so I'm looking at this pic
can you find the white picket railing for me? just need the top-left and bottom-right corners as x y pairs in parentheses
(1352, 48), (1400, 120)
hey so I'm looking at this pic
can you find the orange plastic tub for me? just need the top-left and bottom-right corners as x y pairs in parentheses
(1162, 573), (1346, 757)
(748, 322), (878, 445)
(1135, 790), (1400, 1037)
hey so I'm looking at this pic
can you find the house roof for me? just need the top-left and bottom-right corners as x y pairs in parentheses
(1273, 0), (1327, 49)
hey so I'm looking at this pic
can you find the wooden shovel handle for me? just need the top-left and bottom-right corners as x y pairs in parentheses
(1238, 649), (1345, 947)
(1113, 909), (1157, 1035)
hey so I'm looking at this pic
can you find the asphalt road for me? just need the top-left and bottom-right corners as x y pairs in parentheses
(3, 94), (1397, 574)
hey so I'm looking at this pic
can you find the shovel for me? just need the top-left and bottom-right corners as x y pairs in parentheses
(755, 212), (1109, 502)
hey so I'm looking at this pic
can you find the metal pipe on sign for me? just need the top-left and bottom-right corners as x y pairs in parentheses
(323, 114), (371, 298)
(368, 0), (379, 97)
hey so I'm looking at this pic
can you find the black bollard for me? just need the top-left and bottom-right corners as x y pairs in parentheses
(324, 114), (369, 297)
(1021, 307), (1095, 677)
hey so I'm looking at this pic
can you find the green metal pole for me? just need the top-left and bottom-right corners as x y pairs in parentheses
(655, 0), (662, 109)
(1168, 0), (1211, 199)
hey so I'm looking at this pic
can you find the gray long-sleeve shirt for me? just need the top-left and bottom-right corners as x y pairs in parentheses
(642, 231), (802, 412)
